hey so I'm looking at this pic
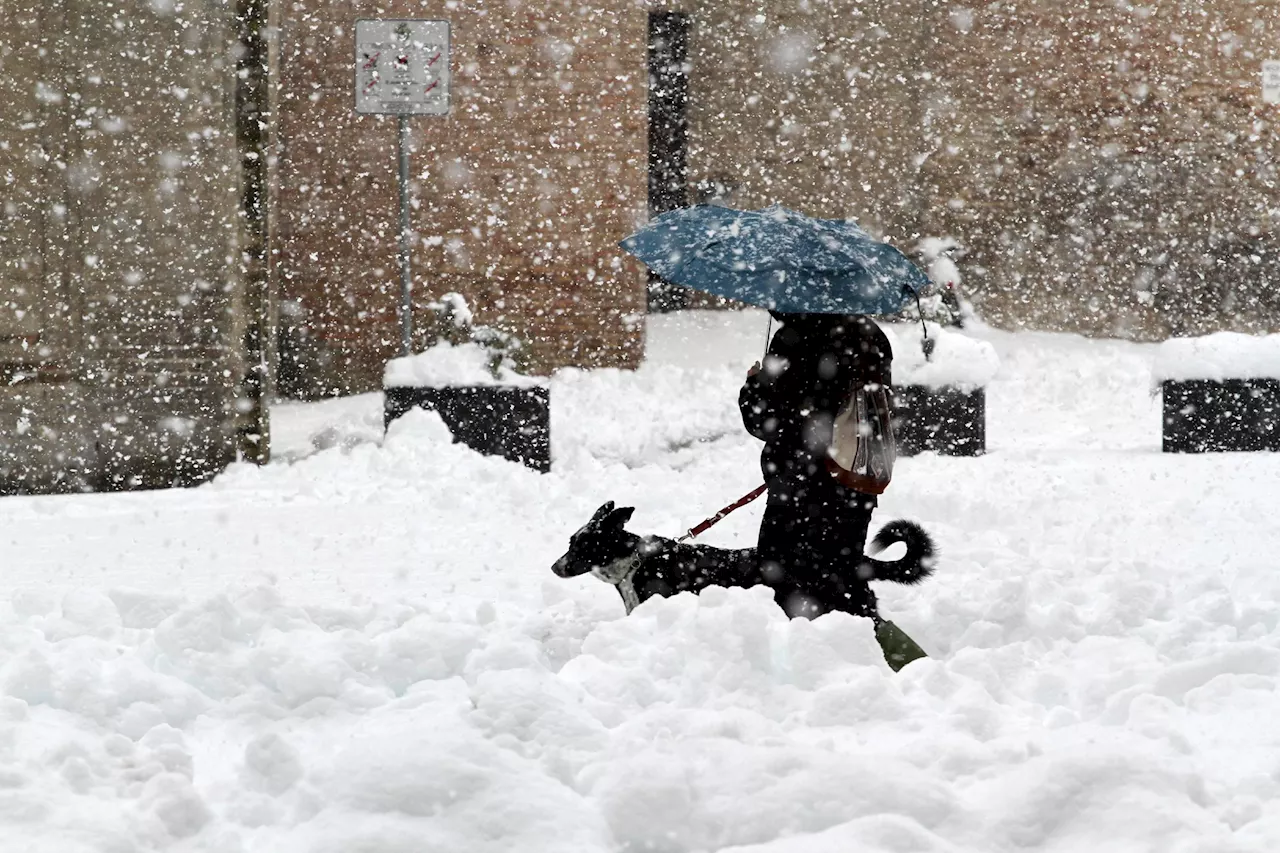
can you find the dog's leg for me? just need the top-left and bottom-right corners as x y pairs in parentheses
(592, 553), (643, 614)
(618, 575), (640, 614)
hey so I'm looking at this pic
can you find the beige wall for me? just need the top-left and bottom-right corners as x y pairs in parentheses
(682, 0), (1280, 339)
(0, 0), (248, 493)
(684, 0), (927, 239)
(922, 0), (1280, 338)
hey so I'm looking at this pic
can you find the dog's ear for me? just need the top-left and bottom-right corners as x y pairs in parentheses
(590, 501), (615, 525)
(605, 506), (634, 529)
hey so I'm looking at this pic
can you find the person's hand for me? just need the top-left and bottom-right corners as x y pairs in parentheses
(747, 361), (761, 378)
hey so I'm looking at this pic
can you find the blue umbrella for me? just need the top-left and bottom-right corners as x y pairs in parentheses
(620, 204), (929, 315)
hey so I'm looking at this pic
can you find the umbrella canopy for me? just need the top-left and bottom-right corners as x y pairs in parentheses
(621, 204), (929, 315)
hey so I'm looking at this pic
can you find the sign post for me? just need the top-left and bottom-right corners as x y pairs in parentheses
(1264, 60), (1280, 106)
(355, 19), (451, 356)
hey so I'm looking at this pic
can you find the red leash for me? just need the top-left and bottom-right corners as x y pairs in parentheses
(678, 484), (768, 543)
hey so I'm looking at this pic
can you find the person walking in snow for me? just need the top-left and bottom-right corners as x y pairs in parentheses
(739, 311), (894, 620)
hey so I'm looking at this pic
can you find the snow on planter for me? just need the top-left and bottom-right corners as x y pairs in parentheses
(383, 341), (545, 389)
(885, 323), (1000, 391)
(1152, 332), (1280, 383)
(1153, 332), (1280, 453)
(384, 342), (551, 473)
(883, 323), (999, 457)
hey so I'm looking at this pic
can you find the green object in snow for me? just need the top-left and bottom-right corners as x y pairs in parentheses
(876, 620), (928, 672)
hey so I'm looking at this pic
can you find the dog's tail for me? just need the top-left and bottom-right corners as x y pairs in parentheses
(861, 520), (936, 585)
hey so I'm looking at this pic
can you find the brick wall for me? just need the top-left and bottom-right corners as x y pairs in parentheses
(277, 0), (1280, 398)
(276, 0), (648, 398)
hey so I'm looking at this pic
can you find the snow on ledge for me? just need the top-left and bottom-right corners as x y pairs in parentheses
(883, 323), (1000, 390)
(383, 341), (544, 389)
(1153, 332), (1280, 383)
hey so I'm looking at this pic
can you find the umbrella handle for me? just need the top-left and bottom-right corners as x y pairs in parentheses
(763, 315), (773, 359)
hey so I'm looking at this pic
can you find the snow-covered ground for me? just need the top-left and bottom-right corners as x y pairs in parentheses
(3, 310), (1280, 852)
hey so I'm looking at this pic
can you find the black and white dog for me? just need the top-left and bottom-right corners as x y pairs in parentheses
(551, 501), (936, 619)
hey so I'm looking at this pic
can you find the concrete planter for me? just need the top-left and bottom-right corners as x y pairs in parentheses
(881, 323), (997, 458)
(384, 385), (551, 473)
(1154, 333), (1280, 454)
(1162, 379), (1280, 453)
(894, 384), (986, 457)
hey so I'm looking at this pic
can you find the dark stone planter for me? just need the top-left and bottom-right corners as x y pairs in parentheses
(384, 385), (551, 472)
(1162, 379), (1280, 453)
(894, 385), (986, 457)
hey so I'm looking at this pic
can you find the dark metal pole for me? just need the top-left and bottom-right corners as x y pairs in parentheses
(397, 114), (413, 356)
(236, 0), (273, 463)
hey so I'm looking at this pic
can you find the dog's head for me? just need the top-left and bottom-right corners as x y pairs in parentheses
(551, 501), (636, 579)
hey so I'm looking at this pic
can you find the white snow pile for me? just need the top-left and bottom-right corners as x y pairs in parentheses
(884, 322), (1000, 390)
(1152, 331), (1280, 383)
(5, 310), (1280, 851)
(383, 341), (544, 388)
(4, 564), (1278, 853)
(552, 363), (751, 469)
(270, 393), (387, 461)
(212, 406), (549, 509)
(0, 584), (913, 853)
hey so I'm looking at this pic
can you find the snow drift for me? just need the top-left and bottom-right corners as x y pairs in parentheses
(2, 310), (1280, 852)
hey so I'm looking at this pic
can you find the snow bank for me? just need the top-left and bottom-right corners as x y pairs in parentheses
(552, 363), (751, 470)
(213, 405), (549, 514)
(0, 576), (1267, 853)
(1153, 332), (1280, 383)
(10, 312), (1280, 851)
(0, 583), (888, 852)
(383, 341), (544, 388)
(643, 307), (768, 369)
(884, 323), (1000, 390)
(270, 393), (386, 461)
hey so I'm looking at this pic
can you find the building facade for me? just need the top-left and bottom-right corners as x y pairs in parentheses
(275, 0), (651, 396)
(0, 0), (262, 493)
(276, 0), (1280, 399)
(681, 0), (1280, 337)
(2, 0), (1277, 491)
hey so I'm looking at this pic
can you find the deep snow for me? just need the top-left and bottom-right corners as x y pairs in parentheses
(2, 309), (1280, 852)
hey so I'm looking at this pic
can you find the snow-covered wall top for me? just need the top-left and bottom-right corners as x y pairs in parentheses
(1152, 332), (1280, 383)
(883, 323), (1000, 390)
(384, 342), (544, 388)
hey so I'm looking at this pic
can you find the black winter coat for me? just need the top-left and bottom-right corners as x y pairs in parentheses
(738, 312), (893, 618)
(739, 313), (892, 487)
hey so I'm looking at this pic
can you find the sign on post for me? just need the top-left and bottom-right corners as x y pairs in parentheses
(355, 19), (451, 115)
(354, 19), (451, 357)
(1264, 60), (1280, 106)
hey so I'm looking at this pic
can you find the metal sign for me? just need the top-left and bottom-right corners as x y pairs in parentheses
(1265, 60), (1280, 105)
(355, 19), (450, 116)
(354, 19), (451, 356)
